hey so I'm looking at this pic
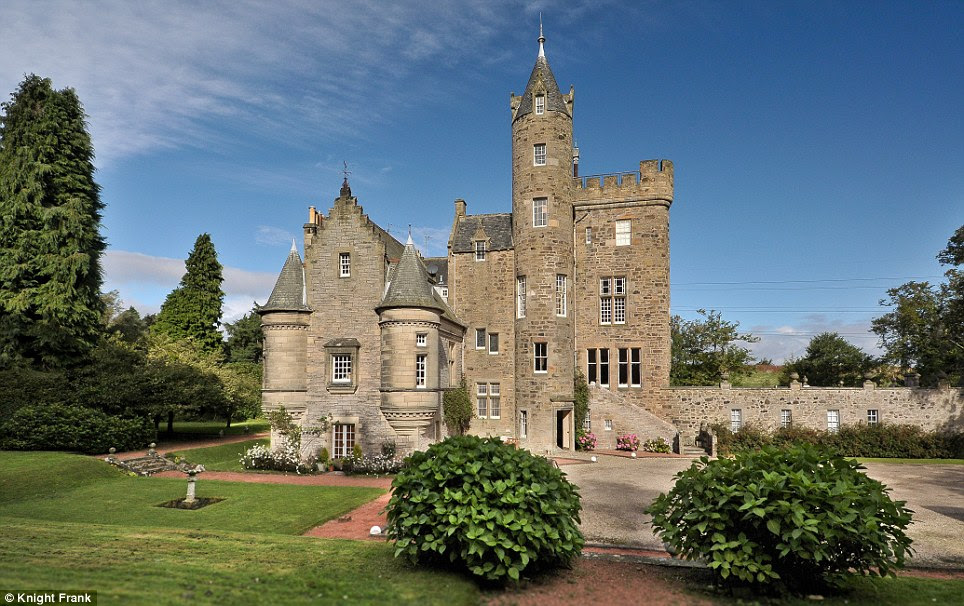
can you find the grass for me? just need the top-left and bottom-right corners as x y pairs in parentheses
(856, 457), (964, 465)
(0, 517), (478, 606)
(169, 438), (269, 471)
(0, 451), (380, 535)
(163, 418), (270, 436)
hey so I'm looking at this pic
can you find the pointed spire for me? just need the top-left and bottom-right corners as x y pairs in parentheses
(538, 14), (545, 58)
(262, 245), (310, 312)
(406, 232), (414, 247)
(377, 238), (442, 312)
(290, 239), (297, 253)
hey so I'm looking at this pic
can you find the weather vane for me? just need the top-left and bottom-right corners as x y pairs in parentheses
(342, 161), (352, 180)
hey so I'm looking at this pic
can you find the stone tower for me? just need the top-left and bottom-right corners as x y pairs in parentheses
(510, 28), (576, 450)
(258, 241), (311, 427)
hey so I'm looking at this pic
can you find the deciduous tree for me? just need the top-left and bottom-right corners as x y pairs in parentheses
(781, 332), (875, 386)
(671, 309), (758, 386)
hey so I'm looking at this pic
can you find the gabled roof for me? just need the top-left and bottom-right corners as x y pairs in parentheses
(423, 257), (448, 285)
(260, 242), (310, 312)
(451, 213), (513, 253)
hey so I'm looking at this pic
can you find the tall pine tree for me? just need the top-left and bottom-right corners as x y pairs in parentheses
(0, 75), (106, 368)
(152, 233), (225, 353)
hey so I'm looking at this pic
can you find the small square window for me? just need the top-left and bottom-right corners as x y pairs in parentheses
(416, 333), (427, 347)
(615, 220), (631, 246)
(827, 410), (840, 433)
(534, 143), (546, 166)
(333, 354), (352, 383)
(339, 252), (351, 277)
(476, 328), (486, 349)
(730, 409), (743, 432)
(585, 226), (592, 244)
(604, 419), (613, 431)
(780, 409), (792, 428)
(488, 333), (499, 354)
(867, 409), (878, 425)
(475, 240), (486, 261)
(533, 197), (547, 228)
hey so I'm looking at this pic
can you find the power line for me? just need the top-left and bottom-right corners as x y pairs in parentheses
(671, 275), (942, 286)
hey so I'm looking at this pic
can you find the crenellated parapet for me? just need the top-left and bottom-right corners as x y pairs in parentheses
(573, 160), (673, 206)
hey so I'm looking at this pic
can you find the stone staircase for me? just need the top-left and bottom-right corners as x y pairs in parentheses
(104, 445), (186, 476)
(679, 444), (709, 457)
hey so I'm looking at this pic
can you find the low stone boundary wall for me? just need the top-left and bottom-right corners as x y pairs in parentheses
(662, 384), (963, 438)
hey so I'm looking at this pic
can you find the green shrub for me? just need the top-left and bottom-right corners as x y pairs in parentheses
(646, 445), (913, 591)
(642, 437), (671, 453)
(387, 436), (583, 583)
(442, 380), (472, 435)
(0, 403), (154, 454)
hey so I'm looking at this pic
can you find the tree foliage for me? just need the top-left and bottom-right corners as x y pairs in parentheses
(224, 310), (263, 363)
(781, 332), (875, 386)
(151, 233), (224, 353)
(442, 379), (472, 436)
(0, 74), (106, 368)
(872, 225), (963, 386)
(671, 309), (758, 386)
(573, 370), (589, 431)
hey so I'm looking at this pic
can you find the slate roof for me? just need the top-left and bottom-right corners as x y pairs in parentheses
(514, 53), (568, 122)
(451, 214), (513, 253)
(378, 241), (463, 326)
(423, 257), (448, 285)
(260, 244), (309, 312)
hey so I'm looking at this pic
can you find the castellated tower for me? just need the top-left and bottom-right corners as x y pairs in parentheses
(510, 30), (577, 450)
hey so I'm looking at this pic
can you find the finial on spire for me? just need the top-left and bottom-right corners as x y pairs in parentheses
(538, 14), (545, 58)
(340, 160), (352, 197)
(406, 224), (414, 246)
(290, 239), (297, 253)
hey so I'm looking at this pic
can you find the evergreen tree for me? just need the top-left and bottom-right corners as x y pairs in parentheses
(224, 310), (264, 363)
(0, 74), (106, 368)
(151, 233), (225, 353)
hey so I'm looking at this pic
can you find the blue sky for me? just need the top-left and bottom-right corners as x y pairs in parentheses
(2, 0), (961, 362)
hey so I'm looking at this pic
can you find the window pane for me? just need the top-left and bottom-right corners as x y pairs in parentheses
(555, 274), (567, 316)
(416, 354), (426, 387)
(586, 227), (592, 243)
(630, 348), (641, 386)
(489, 333), (499, 353)
(600, 348), (609, 386)
(534, 144), (546, 166)
(476, 328), (485, 349)
(587, 349), (597, 384)
(475, 241), (485, 261)
(618, 348), (628, 386)
(600, 298), (611, 324)
(600, 278), (611, 295)
(533, 198), (547, 227)
(534, 342), (548, 372)
(339, 253), (350, 277)
(614, 297), (625, 324)
(730, 409), (742, 432)
(614, 277), (626, 295)
(517, 276), (527, 318)
(333, 354), (352, 383)
(615, 220), (631, 246)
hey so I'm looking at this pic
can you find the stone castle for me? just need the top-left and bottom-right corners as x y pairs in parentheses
(259, 32), (961, 459)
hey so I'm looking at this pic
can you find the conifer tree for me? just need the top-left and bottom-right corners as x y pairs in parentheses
(0, 75), (106, 368)
(151, 233), (225, 353)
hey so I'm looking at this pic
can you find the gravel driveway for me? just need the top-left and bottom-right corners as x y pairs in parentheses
(560, 454), (964, 569)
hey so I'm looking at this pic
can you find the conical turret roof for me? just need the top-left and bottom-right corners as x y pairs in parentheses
(377, 237), (443, 313)
(260, 242), (310, 312)
(513, 31), (569, 122)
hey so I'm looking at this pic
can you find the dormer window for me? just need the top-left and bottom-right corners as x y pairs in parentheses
(534, 143), (546, 166)
(475, 240), (486, 261)
(535, 94), (545, 115)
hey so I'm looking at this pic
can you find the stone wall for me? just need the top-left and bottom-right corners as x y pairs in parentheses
(585, 385), (678, 449)
(450, 246), (516, 439)
(663, 384), (964, 439)
(301, 193), (399, 456)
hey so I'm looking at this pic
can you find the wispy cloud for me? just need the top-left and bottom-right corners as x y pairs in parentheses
(255, 226), (297, 248)
(102, 249), (276, 317)
(410, 226), (451, 257)
(0, 1), (550, 167)
(748, 315), (881, 364)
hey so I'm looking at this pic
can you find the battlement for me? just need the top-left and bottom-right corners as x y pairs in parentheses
(573, 160), (673, 205)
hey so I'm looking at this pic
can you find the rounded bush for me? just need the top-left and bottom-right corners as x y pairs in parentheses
(0, 403), (154, 454)
(386, 436), (583, 583)
(646, 445), (913, 590)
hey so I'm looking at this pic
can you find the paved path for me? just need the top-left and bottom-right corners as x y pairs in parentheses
(562, 453), (964, 569)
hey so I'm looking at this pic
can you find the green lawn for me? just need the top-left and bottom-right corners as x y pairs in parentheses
(0, 517), (478, 606)
(0, 451), (378, 535)
(169, 438), (269, 471)
(167, 418), (270, 436)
